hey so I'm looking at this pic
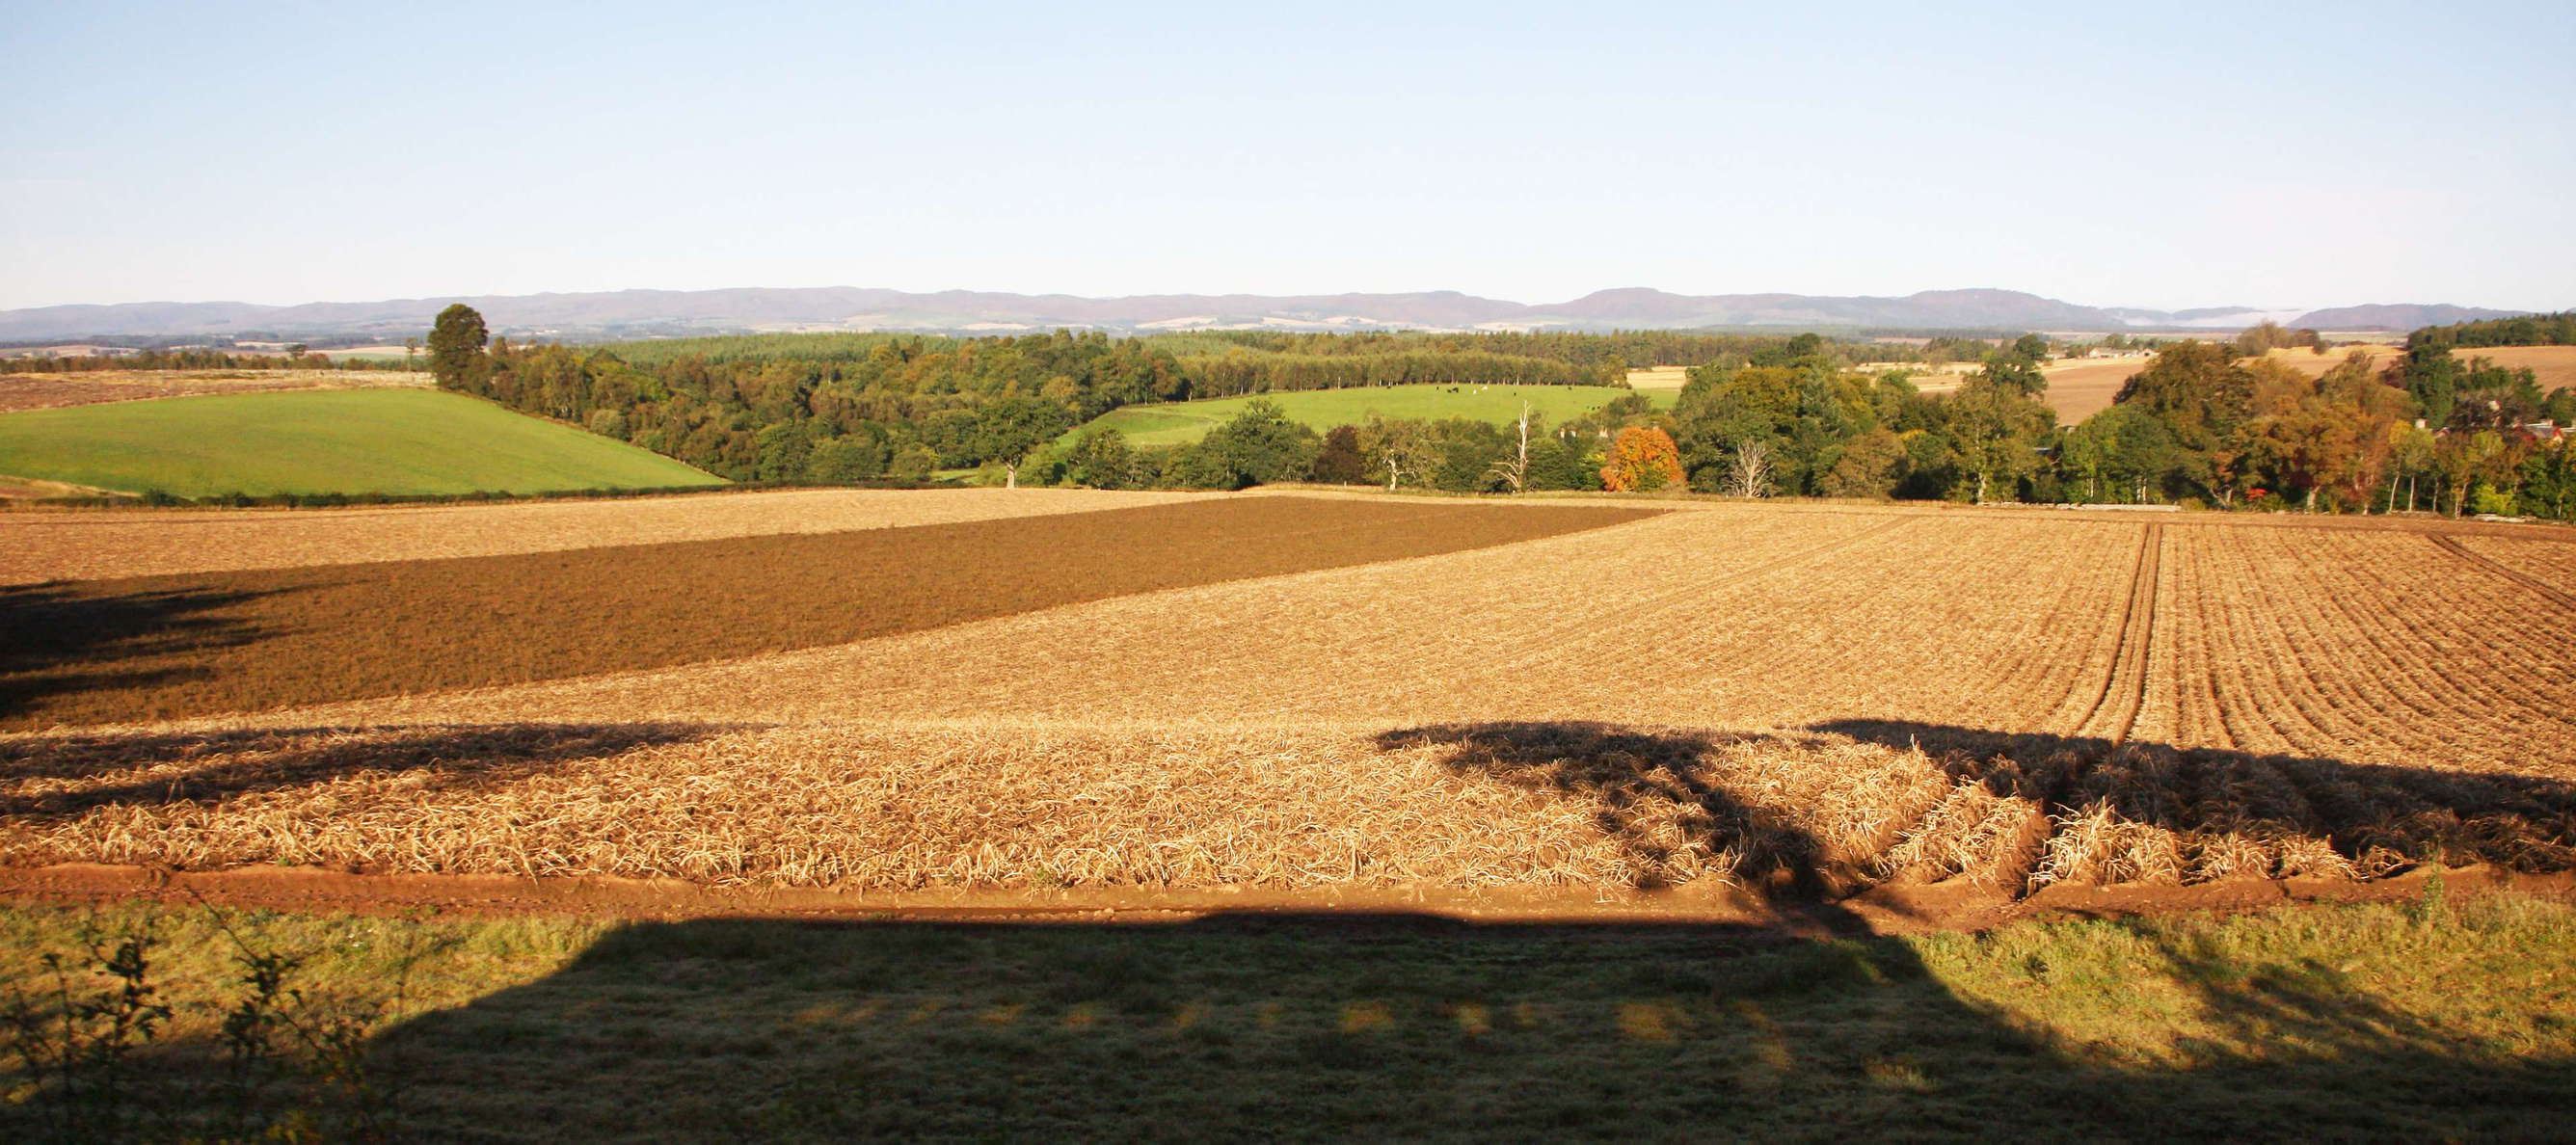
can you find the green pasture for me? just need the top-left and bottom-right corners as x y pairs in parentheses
(1070, 384), (1676, 447)
(0, 387), (721, 497)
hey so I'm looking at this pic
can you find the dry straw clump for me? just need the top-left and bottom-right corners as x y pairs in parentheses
(5, 718), (2569, 896)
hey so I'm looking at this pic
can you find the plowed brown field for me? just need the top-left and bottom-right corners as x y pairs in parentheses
(0, 486), (1218, 583)
(1, 496), (1653, 729)
(2, 492), (2570, 909)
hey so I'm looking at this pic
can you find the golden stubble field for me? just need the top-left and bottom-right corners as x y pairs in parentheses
(2446, 344), (2576, 390)
(1893, 358), (2147, 423)
(5, 490), (2570, 908)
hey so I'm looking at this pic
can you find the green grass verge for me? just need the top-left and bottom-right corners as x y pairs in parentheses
(3, 886), (2569, 1139)
(1071, 384), (1677, 448)
(0, 388), (721, 497)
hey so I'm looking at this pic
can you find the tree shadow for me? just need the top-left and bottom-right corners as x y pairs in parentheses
(8, 717), (2572, 1137)
(0, 582), (282, 722)
(316, 901), (2576, 1140)
(0, 722), (733, 819)
(1379, 719), (2576, 899)
(1809, 718), (2576, 881)
(1371, 721), (1857, 900)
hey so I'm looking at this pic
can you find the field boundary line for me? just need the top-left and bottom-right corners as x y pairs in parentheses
(2426, 533), (2576, 612)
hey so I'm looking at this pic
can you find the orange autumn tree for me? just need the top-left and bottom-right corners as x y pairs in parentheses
(1599, 426), (1685, 492)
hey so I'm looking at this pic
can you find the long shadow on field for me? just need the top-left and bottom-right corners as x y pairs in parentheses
(1380, 721), (2576, 897)
(1809, 719), (2576, 880)
(0, 723), (728, 819)
(1372, 722), (1844, 896)
(0, 581), (281, 723)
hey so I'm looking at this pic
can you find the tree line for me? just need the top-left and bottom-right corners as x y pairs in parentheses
(0, 347), (362, 372)
(423, 306), (1882, 485)
(1043, 329), (2575, 519)
(419, 303), (2573, 517)
(2409, 310), (2576, 350)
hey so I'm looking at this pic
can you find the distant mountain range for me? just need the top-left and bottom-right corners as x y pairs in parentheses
(0, 286), (2536, 343)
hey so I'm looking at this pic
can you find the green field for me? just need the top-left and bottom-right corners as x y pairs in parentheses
(1071, 384), (1677, 447)
(0, 388), (721, 497)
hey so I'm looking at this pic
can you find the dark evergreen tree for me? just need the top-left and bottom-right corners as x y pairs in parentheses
(426, 304), (491, 391)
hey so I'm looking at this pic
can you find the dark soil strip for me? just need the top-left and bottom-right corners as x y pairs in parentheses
(0, 497), (1658, 728)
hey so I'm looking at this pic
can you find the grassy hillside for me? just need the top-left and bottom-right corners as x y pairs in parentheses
(1073, 384), (1677, 447)
(0, 387), (721, 497)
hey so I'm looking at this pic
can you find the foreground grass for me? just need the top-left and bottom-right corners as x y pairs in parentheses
(3, 886), (2571, 1139)
(0, 388), (719, 497)
(1070, 383), (1677, 447)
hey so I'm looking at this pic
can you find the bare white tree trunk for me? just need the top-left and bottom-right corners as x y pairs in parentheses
(1489, 401), (1533, 493)
(1730, 439), (1771, 498)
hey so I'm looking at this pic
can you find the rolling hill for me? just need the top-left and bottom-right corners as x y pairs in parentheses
(0, 286), (2544, 342)
(0, 387), (722, 497)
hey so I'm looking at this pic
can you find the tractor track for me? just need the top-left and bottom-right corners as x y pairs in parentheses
(2428, 533), (2576, 612)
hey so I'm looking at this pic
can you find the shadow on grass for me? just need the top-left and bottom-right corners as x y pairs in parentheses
(335, 904), (2576, 1141)
(0, 723), (731, 818)
(334, 719), (2576, 1137)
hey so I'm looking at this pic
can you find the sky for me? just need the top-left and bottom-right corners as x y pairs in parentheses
(4, 0), (2571, 313)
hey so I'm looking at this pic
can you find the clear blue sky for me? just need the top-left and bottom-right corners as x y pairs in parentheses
(5, 0), (2569, 312)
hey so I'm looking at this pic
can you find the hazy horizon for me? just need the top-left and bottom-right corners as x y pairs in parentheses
(6, 0), (2571, 312)
(0, 280), (2547, 315)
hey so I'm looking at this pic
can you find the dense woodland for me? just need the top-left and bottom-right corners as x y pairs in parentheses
(424, 305), (2576, 518)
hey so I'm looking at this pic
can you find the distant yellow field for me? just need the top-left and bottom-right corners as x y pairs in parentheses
(1894, 358), (2143, 423)
(2263, 345), (2400, 377)
(1644, 358), (2135, 423)
(2453, 344), (2576, 391)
